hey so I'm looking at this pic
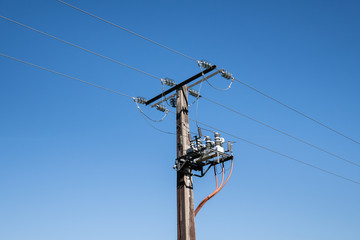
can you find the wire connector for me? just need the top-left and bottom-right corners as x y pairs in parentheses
(221, 70), (233, 80)
(188, 88), (201, 98)
(134, 96), (147, 105)
(161, 77), (176, 87)
(155, 104), (168, 112)
(198, 59), (213, 70)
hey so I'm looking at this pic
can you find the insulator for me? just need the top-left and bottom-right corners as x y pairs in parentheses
(156, 104), (167, 112)
(169, 97), (176, 108)
(199, 59), (213, 69)
(161, 77), (176, 87)
(205, 136), (212, 148)
(214, 132), (223, 147)
(221, 70), (233, 80)
(188, 89), (200, 98)
(135, 96), (147, 105)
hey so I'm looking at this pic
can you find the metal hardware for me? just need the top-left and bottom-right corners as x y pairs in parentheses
(134, 96), (147, 104)
(169, 97), (176, 108)
(145, 65), (216, 105)
(173, 132), (234, 177)
(155, 104), (167, 112)
(199, 59), (213, 70)
(221, 69), (233, 80)
(188, 89), (200, 98)
(161, 77), (176, 87)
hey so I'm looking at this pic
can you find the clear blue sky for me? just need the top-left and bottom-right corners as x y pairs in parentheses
(1, 0), (359, 239)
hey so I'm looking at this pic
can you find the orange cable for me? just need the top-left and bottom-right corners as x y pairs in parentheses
(195, 160), (233, 216)
(195, 165), (224, 216)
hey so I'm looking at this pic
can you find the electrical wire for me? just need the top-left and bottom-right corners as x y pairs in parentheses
(201, 96), (360, 168)
(233, 77), (360, 145)
(56, 0), (198, 62)
(202, 66), (234, 91)
(0, 15), (162, 81)
(0, 52), (133, 98)
(214, 165), (219, 189)
(134, 98), (170, 122)
(14, 4), (355, 145)
(167, 112), (197, 136)
(1, 52), (175, 136)
(137, 109), (175, 135)
(3, 11), (357, 183)
(190, 118), (360, 185)
(195, 160), (234, 216)
(205, 77), (234, 91)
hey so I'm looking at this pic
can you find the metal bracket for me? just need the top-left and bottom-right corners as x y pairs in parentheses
(174, 152), (233, 178)
(146, 65), (217, 106)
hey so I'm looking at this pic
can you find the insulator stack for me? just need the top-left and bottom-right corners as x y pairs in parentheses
(169, 97), (176, 108)
(221, 70), (233, 80)
(156, 104), (167, 112)
(135, 96), (147, 104)
(199, 59), (213, 69)
(188, 89), (201, 98)
(161, 77), (176, 87)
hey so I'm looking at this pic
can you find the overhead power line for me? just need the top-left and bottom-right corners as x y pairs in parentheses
(0, 15), (162, 81)
(56, 0), (198, 62)
(1, 52), (177, 136)
(53, 2), (360, 145)
(27, 1), (359, 146)
(0, 52), (133, 98)
(201, 95), (360, 168)
(190, 118), (360, 185)
(233, 77), (360, 145)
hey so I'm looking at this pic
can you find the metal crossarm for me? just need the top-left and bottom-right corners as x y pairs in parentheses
(145, 65), (217, 105)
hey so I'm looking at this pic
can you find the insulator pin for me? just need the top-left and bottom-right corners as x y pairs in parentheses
(135, 96), (147, 105)
(188, 89), (200, 98)
(156, 104), (167, 112)
(161, 77), (176, 87)
(199, 59), (213, 69)
(221, 70), (233, 80)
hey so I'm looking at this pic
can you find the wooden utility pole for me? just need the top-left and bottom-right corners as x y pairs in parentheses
(145, 66), (216, 240)
(176, 84), (196, 240)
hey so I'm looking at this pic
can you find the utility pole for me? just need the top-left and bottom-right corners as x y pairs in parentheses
(176, 85), (196, 240)
(144, 64), (232, 239)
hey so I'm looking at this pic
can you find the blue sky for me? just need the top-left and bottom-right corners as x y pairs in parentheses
(1, 0), (359, 239)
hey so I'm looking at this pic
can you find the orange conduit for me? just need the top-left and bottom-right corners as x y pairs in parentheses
(195, 160), (233, 216)
(195, 164), (224, 216)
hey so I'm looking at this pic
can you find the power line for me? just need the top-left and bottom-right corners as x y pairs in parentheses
(56, 0), (198, 62)
(137, 110), (175, 135)
(8, 6), (354, 148)
(233, 77), (360, 145)
(29, 2), (360, 145)
(1, 52), (176, 135)
(0, 15), (162, 81)
(189, 118), (360, 185)
(0, 52), (133, 98)
(3, 11), (357, 182)
(201, 95), (360, 168)
(3, 51), (357, 192)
